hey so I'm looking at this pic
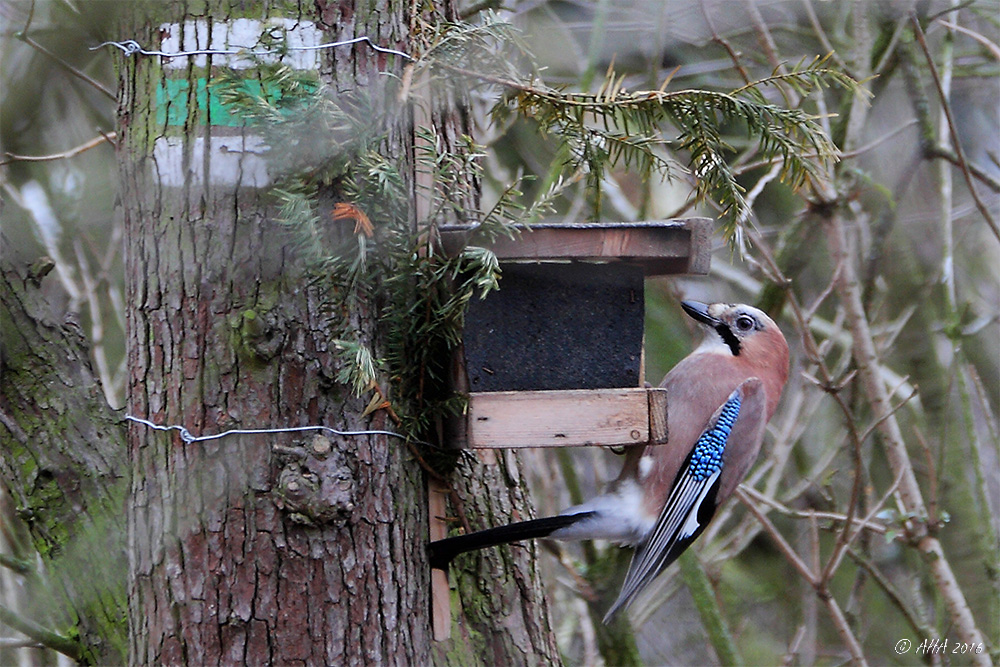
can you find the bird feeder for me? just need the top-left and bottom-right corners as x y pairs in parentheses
(440, 219), (711, 448)
(429, 218), (712, 638)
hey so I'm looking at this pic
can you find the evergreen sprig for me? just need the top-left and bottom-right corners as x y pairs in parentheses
(377, 126), (555, 459)
(416, 10), (533, 84)
(332, 338), (379, 397)
(487, 54), (855, 242)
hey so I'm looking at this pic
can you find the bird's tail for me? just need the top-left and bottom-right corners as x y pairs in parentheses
(427, 512), (595, 570)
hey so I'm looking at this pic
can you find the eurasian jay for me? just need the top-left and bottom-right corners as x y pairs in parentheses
(427, 301), (789, 621)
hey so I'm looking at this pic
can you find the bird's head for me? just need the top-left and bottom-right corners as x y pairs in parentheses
(681, 301), (790, 406)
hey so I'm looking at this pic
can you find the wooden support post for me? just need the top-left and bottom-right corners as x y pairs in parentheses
(428, 477), (451, 641)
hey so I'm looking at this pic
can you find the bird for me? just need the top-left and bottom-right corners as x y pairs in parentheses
(427, 301), (790, 622)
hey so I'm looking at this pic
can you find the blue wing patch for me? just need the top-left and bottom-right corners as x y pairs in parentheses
(603, 388), (744, 622)
(689, 392), (741, 481)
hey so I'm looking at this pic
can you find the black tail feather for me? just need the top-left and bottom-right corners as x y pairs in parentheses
(428, 512), (594, 570)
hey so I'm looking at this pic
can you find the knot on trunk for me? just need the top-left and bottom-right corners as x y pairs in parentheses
(273, 434), (355, 525)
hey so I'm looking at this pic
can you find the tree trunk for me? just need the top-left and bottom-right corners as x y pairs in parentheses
(0, 254), (128, 664)
(118, 2), (560, 665)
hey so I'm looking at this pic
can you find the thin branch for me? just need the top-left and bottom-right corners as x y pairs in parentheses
(924, 145), (1000, 193)
(937, 19), (1000, 59)
(910, 13), (1000, 242)
(735, 488), (816, 585)
(967, 365), (1000, 460)
(846, 548), (939, 641)
(15, 34), (115, 101)
(838, 120), (919, 159)
(544, 542), (598, 602)
(736, 488), (869, 666)
(802, 260), (842, 324)
(822, 464), (907, 582)
(925, 0), (979, 24)
(701, 0), (752, 85)
(22, 0), (36, 34)
(823, 207), (991, 660)
(4, 180), (82, 309)
(739, 486), (888, 536)
(0, 553), (33, 576)
(73, 241), (117, 406)
(0, 603), (81, 661)
(819, 588), (869, 667)
(0, 132), (116, 167)
(742, 0), (801, 108)
(855, 387), (919, 446)
(872, 17), (909, 78)
(800, 0), (852, 75)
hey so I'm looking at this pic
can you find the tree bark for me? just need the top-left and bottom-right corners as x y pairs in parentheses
(0, 252), (128, 664)
(118, 2), (560, 665)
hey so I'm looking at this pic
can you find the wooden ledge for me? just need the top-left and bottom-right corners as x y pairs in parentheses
(438, 218), (711, 276)
(430, 386), (668, 637)
(459, 387), (668, 449)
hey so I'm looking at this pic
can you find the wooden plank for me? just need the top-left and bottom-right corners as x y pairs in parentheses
(428, 477), (451, 640)
(466, 388), (667, 449)
(438, 219), (712, 276)
(648, 386), (668, 445)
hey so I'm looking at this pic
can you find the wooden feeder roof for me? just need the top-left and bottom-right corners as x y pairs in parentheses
(439, 218), (712, 276)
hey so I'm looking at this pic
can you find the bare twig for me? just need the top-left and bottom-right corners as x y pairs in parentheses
(872, 16), (909, 78)
(4, 180), (82, 309)
(925, 145), (1000, 193)
(823, 207), (990, 661)
(742, 0), (804, 109)
(0, 603), (81, 661)
(847, 548), (938, 641)
(735, 489), (816, 585)
(736, 488), (868, 665)
(800, 0), (852, 75)
(739, 486), (888, 536)
(838, 120), (919, 160)
(910, 13), (1000, 242)
(73, 240), (119, 408)
(855, 387), (919, 446)
(937, 19), (1000, 59)
(701, 0), (752, 85)
(823, 465), (906, 581)
(0, 132), (116, 167)
(15, 34), (115, 101)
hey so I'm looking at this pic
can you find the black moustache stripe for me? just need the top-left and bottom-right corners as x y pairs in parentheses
(716, 324), (741, 356)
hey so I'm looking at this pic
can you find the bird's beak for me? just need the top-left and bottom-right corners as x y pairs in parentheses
(681, 300), (720, 326)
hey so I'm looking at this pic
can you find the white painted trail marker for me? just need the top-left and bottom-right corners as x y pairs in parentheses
(154, 19), (324, 189)
(152, 135), (271, 189)
(158, 19), (324, 70)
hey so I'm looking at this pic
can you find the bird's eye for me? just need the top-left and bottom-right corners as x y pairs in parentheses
(735, 315), (755, 331)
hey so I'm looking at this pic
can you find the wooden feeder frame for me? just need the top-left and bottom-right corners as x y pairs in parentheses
(429, 218), (712, 639)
